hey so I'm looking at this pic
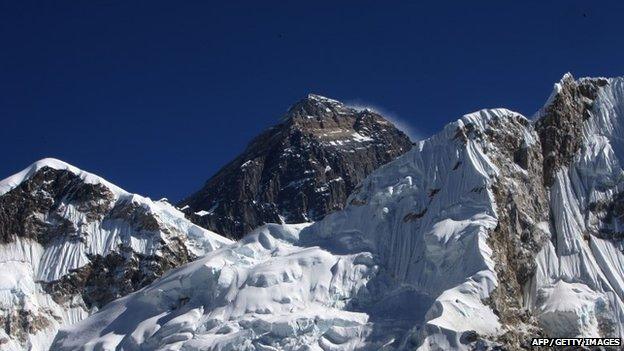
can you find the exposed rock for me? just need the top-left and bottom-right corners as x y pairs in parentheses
(0, 310), (52, 344)
(44, 238), (192, 309)
(484, 75), (620, 349)
(459, 330), (479, 345)
(179, 94), (412, 239)
(108, 200), (164, 233)
(403, 209), (427, 222)
(588, 192), (624, 241)
(0, 167), (114, 244)
(46, 75), (624, 351)
(535, 74), (608, 187)
(471, 112), (550, 349)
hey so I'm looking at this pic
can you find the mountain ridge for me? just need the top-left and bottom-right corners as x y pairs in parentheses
(5, 74), (624, 350)
(49, 74), (624, 350)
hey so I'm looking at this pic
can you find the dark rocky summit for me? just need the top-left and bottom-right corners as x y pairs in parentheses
(179, 94), (413, 239)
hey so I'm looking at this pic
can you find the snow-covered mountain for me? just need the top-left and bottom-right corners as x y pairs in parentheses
(0, 159), (231, 351)
(179, 94), (412, 239)
(47, 74), (624, 350)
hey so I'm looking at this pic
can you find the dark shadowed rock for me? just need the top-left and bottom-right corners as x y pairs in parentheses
(179, 94), (413, 239)
(535, 74), (609, 187)
(0, 167), (114, 244)
(43, 237), (191, 309)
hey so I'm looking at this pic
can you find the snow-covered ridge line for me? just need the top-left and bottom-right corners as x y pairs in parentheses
(306, 93), (342, 104)
(526, 75), (624, 339)
(0, 157), (127, 196)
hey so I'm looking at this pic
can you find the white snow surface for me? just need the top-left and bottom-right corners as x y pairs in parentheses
(0, 159), (231, 351)
(53, 223), (380, 351)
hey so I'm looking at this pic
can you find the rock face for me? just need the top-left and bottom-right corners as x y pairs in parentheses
(0, 159), (230, 351)
(535, 73), (609, 186)
(178, 94), (413, 239)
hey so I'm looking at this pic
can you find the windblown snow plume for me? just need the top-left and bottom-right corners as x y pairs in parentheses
(346, 100), (421, 141)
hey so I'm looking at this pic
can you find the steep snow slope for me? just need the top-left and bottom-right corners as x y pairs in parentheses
(305, 107), (548, 349)
(0, 159), (231, 351)
(52, 75), (624, 350)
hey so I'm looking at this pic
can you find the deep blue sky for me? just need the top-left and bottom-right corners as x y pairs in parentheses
(2, 1), (623, 201)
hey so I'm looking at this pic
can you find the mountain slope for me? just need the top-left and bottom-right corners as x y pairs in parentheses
(0, 159), (231, 351)
(179, 94), (413, 239)
(50, 74), (624, 350)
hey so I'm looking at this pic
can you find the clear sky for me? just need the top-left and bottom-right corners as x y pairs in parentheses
(2, 1), (623, 201)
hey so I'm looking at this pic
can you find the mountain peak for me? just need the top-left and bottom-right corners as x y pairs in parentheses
(18, 74), (624, 351)
(560, 71), (575, 83)
(179, 94), (412, 238)
(305, 93), (341, 103)
(283, 93), (354, 122)
(0, 157), (126, 197)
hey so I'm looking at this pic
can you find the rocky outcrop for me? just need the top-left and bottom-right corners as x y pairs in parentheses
(0, 310), (52, 348)
(481, 115), (550, 348)
(1, 167), (194, 307)
(446, 110), (553, 349)
(482, 75), (622, 350)
(0, 167), (114, 244)
(0, 159), (230, 351)
(535, 74), (608, 186)
(42, 234), (193, 310)
(179, 94), (412, 239)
